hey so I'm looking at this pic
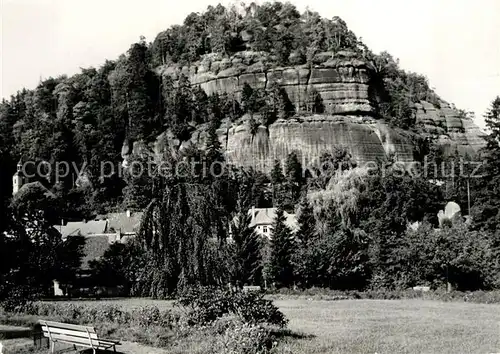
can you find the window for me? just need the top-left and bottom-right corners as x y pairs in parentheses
(263, 226), (268, 233)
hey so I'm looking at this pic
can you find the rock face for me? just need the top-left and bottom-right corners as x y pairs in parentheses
(415, 102), (485, 156)
(218, 115), (415, 172)
(159, 52), (375, 115)
(138, 52), (485, 172)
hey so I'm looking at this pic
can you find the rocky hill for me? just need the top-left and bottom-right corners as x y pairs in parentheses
(0, 1), (487, 217)
(122, 49), (484, 172)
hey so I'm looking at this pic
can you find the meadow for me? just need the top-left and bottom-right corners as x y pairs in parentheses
(274, 299), (500, 354)
(25, 297), (500, 354)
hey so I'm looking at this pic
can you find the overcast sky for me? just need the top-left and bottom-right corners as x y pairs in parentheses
(1, 0), (499, 128)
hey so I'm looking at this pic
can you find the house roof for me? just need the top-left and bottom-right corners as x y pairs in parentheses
(248, 208), (298, 231)
(58, 220), (108, 238)
(80, 235), (111, 270)
(54, 211), (143, 240)
(104, 212), (143, 234)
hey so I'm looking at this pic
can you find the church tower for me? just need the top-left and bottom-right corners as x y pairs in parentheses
(12, 159), (25, 195)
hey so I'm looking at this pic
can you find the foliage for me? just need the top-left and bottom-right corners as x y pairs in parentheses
(231, 212), (263, 287)
(176, 286), (288, 327)
(1, 184), (85, 300)
(0, 300), (290, 354)
(89, 241), (146, 294)
(368, 51), (441, 129)
(206, 319), (275, 354)
(150, 2), (361, 66)
(471, 96), (500, 234)
(395, 222), (497, 290)
(267, 207), (296, 288)
(295, 197), (315, 243)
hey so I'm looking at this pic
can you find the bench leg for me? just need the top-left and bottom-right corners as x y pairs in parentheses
(50, 340), (55, 354)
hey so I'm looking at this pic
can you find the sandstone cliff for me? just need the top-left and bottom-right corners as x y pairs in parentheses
(122, 52), (485, 172)
(159, 51), (375, 116)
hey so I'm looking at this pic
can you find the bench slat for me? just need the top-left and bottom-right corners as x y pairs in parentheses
(38, 320), (96, 333)
(41, 326), (98, 340)
(51, 338), (115, 351)
(41, 332), (119, 347)
(38, 320), (120, 349)
(46, 333), (100, 346)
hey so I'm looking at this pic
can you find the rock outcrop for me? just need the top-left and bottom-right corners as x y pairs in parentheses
(125, 52), (486, 172)
(220, 115), (415, 172)
(159, 51), (375, 115)
(415, 102), (485, 156)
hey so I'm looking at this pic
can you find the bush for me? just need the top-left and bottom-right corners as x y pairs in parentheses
(0, 299), (291, 354)
(14, 302), (177, 329)
(231, 291), (287, 327)
(177, 286), (288, 327)
(207, 320), (275, 354)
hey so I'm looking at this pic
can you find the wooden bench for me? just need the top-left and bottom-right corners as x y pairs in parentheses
(38, 320), (120, 353)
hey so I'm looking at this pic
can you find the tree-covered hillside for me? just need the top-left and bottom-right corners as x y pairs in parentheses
(1, 2), (500, 300)
(0, 2), (465, 220)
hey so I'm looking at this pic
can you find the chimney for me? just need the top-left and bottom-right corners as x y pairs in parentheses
(126, 210), (131, 218)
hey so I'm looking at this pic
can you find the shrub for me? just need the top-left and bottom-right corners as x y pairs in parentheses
(15, 302), (177, 329)
(231, 291), (287, 327)
(207, 320), (275, 354)
(177, 286), (288, 327)
(130, 305), (178, 328)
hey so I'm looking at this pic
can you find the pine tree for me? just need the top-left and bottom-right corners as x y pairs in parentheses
(192, 85), (209, 124)
(483, 96), (500, 175)
(285, 152), (303, 185)
(271, 160), (285, 185)
(268, 206), (296, 288)
(124, 41), (158, 141)
(231, 212), (263, 287)
(472, 96), (500, 233)
(271, 160), (286, 207)
(204, 118), (225, 182)
(285, 152), (303, 206)
(296, 197), (315, 243)
(292, 197), (317, 288)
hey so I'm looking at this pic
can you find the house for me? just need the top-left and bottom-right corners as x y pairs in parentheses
(95, 210), (143, 243)
(54, 210), (143, 243)
(248, 207), (298, 239)
(52, 210), (143, 296)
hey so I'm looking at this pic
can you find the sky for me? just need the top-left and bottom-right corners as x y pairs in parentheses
(1, 0), (499, 129)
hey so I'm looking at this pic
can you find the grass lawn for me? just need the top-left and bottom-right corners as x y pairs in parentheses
(274, 299), (500, 354)
(10, 298), (500, 354)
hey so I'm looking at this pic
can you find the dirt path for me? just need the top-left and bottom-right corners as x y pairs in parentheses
(118, 341), (169, 354)
(0, 339), (169, 354)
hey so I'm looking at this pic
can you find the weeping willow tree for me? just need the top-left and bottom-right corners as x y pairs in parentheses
(135, 173), (233, 298)
(308, 167), (369, 232)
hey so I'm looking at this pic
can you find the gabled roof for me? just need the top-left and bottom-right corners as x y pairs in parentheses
(58, 220), (108, 238)
(105, 212), (143, 234)
(248, 208), (298, 231)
